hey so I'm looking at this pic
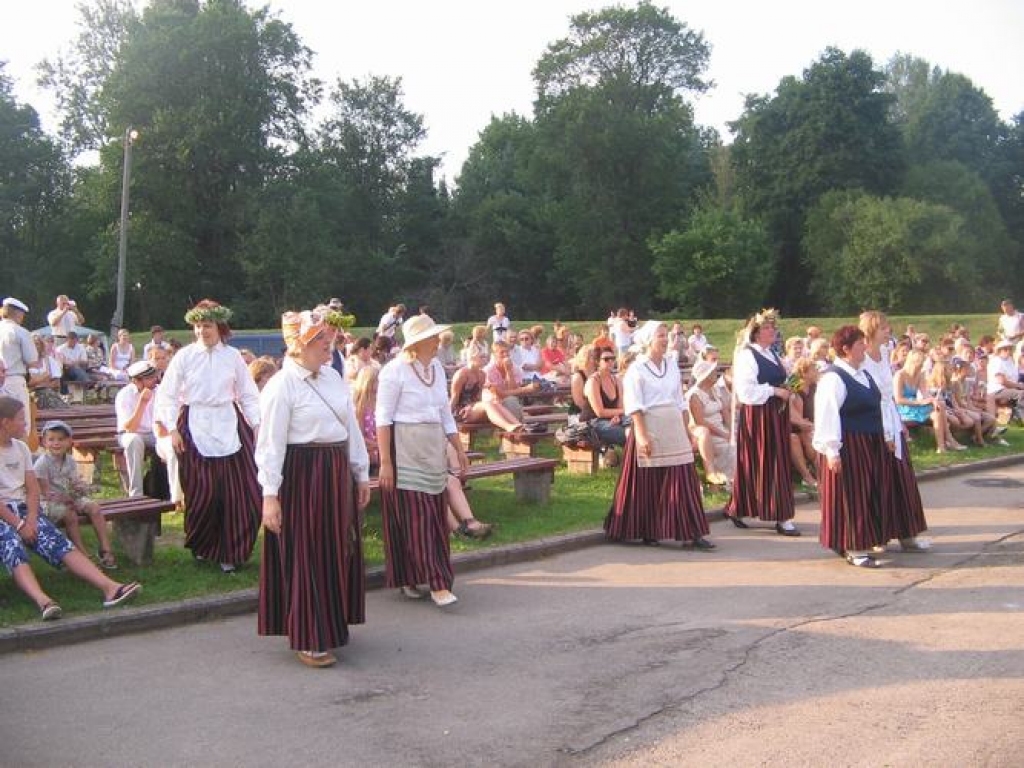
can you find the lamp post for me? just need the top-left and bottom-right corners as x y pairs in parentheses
(111, 127), (139, 340)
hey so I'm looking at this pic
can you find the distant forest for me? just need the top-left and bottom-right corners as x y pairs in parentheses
(2, 0), (1022, 329)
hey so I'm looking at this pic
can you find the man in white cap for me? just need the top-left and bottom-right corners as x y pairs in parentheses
(0, 298), (38, 418)
(987, 339), (1024, 419)
(115, 360), (160, 497)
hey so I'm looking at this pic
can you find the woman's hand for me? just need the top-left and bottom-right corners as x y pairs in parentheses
(827, 455), (841, 473)
(355, 482), (371, 511)
(262, 497), (282, 535)
(886, 439), (896, 454)
(636, 433), (653, 458)
(378, 463), (395, 492)
(774, 387), (790, 401)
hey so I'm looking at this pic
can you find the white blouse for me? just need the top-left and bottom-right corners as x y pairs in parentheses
(812, 359), (878, 460)
(376, 357), (457, 435)
(623, 355), (685, 416)
(154, 341), (261, 457)
(861, 349), (902, 458)
(732, 344), (781, 406)
(255, 358), (369, 495)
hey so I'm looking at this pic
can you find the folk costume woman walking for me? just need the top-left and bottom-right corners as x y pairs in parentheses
(604, 321), (714, 550)
(812, 326), (889, 567)
(726, 309), (800, 535)
(155, 300), (262, 572)
(859, 311), (931, 553)
(376, 315), (470, 607)
(256, 308), (371, 668)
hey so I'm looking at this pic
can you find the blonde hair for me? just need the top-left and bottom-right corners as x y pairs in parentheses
(792, 357), (818, 388)
(352, 366), (379, 426)
(903, 349), (927, 377)
(784, 336), (804, 357)
(858, 310), (886, 341)
(572, 343), (594, 374)
(927, 361), (950, 390)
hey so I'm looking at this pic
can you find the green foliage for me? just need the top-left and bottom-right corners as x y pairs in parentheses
(651, 206), (774, 317)
(803, 189), (985, 313)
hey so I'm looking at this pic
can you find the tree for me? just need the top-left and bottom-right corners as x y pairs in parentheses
(527, 2), (713, 313)
(651, 206), (774, 317)
(803, 190), (988, 313)
(731, 48), (904, 312)
(883, 53), (943, 127)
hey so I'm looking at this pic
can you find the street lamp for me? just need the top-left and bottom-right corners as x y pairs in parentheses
(111, 127), (139, 339)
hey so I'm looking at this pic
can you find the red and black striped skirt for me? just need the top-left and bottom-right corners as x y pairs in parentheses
(726, 400), (795, 522)
(881, 433), (928, 541)
(817, 431), (888, 554)
(259, 444), (364, 652)
(177, 404), (261, 565)
(604, 433), (708, 542)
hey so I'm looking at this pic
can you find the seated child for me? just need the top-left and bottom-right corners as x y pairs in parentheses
(0, 396), (140, 620)
(34, 420), (118, 569)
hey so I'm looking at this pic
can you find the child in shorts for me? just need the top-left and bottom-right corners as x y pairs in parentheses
(0, 396), (140, 621)
(34, 420), (118, 569)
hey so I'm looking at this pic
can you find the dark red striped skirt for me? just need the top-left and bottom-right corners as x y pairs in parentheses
(817, 431), (888, 554)
(177, 404), (261, 565)
(881, 434), (928, 541)
(380, 487), (452, 591)
(604, 433), (709, 542)
(726, 401), (795, 522)
(259, 444), (364, 652)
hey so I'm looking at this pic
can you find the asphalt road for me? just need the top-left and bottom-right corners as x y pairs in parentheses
(3, 464), (1023, 768)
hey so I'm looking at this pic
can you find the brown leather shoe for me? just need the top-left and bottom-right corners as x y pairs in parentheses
(296, 651), (337, 668)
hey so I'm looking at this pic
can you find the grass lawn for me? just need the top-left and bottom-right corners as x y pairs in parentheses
(2, 421), (1021, 628)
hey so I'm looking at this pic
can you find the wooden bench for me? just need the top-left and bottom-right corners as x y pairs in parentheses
(69, 496), (177, 566)
(369, 456), (559, 503)
(66, 380), (124, 404)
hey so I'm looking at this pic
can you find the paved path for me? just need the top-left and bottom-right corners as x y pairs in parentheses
(3, 465), (1023, 767)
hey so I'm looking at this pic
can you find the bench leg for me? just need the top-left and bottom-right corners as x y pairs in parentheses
(501, 437), (536, 458)
(514, 469), (553, 503)
(562, 445), (599, 474)
(113, 517), (159, 566)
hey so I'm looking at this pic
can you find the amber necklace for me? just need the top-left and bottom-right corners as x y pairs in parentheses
(410, 358), (436, 388)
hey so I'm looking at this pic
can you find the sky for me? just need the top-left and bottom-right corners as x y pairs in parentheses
(2, 0), (1023, 181)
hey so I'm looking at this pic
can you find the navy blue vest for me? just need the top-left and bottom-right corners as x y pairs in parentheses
(830, 365), (883, 435)
(753, 348), (786, 387)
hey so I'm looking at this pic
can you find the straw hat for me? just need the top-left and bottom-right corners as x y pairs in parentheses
(402, 315), (450, 350)
(691, 359), (718, 384)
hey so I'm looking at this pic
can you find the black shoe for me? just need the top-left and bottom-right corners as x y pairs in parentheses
(641, 538), (660, 546)
(729, 516), (749, 529)
(692, 537), (716, 551)
(775, 523), (801, 537)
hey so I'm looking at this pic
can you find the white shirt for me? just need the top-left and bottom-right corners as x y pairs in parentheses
(512, 344), (542, 372)
(57, 342), (88, 367)
(687, 333), (707, 356)
(47, 307), (77, 337)
(255, 358), (369, 495)
(861, 349), (903, 459)
(142, 340), (170, 358)
(998, 311), (1024, 340)
(155, 341), (260, 457)
(115, 382), (155, 435)
(0, 319), (38, 376)
(623, 355), (685, 416)
(376, 311), (403, 339)
(487, 314), (511, 342)
(732, 345), (781, 406)
(988, 354), (1018, 394)
(376, 357), (456, 435)
(0, 439), (32, 504)
(611, 319), (632, 349)
(812, 359), (877, 460)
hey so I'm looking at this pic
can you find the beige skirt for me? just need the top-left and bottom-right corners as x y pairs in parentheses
(637, 404), (694, 468)
(394, 422), (448, 494)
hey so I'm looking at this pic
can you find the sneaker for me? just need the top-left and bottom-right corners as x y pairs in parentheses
(40, 602), (63, 621)
(991, 438), (1010, 447)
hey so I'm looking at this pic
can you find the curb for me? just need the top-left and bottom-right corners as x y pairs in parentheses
(3, 453), (1021, 654)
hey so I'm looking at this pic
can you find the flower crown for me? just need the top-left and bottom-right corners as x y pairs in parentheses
(323, 310), (356, 331)
(754, 307), (780, 326)
(184, 304), (233, 325)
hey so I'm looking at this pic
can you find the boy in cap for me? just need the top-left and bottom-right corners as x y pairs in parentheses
(33, 419), (118, 569)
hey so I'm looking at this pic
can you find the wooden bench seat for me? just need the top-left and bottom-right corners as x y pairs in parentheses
(369, 456), (559, 503)
(74, 496), (178, 566)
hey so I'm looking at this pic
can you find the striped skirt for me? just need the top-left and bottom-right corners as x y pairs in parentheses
(726, 401), (795, 522)
(881, 433), (928, 541)
(177, 404), (261, 565)
(604, 433), (708, 542)
(817, 432), (888, 554)
(259, 444), (364, 652)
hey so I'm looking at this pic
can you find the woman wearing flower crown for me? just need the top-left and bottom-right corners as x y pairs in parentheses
(376, 314), (471, 607)
(604, 320), (714, 550)
(155, 299), (262, 572)
(726, 309), (800, 535)
(255, 308), (371, 668)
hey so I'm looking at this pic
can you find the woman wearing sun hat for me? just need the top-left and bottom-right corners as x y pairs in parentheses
(155, 299), (262, 572)
(376, 314), (470, 607)
(725, 308), (800, 535)
(604, 320), (714, 550)
(255, 307), (371, 668)
(686, 358), (735, 487)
